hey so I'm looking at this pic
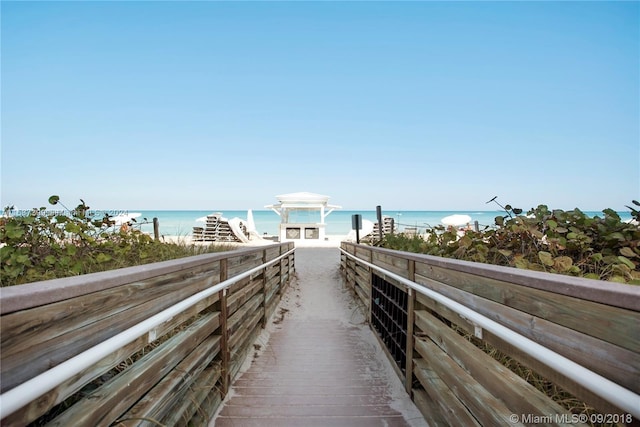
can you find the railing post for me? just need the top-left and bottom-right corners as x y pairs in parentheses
(153, 217), (160, 240)
(367, 253), (373, 325)
(285, 243), (293, 292)
(261, 249), (268, 328)
(219, 259), (230, 397)
(405, 259), (416, 394)
(279, 244), (285, 289)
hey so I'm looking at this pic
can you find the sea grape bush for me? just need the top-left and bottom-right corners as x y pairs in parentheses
(381, 201), (640, 284)
(0, 196), (228, 287)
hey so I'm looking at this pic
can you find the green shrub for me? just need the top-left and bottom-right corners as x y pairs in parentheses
(380, 201), (640, 284)
(1, 196), (232, 287)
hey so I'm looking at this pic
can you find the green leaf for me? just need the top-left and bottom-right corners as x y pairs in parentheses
(71, 262), (83, 274)
(95, 253), (112, 263)
(530, 229), (544, 239)
(553, 256), (573, 272)
(15, 254), (30, 264)
(458, 235), (472, 248)
(5, 224), (25, 239)
(514, 256), (529, 269)
(617, 256), (636, 270)
(608, 232), (625, 242)
(538, 251), (554, 266)
(546, 220), (558, 230)
(48, 195), (60, 205)
(620, 247), (637, 258)
(65, 223), (81, 234)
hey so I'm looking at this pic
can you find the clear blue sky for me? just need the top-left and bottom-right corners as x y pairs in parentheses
(2, 1), (638, 211)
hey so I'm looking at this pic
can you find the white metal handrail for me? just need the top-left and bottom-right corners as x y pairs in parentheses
(340, 248), (640, 419)
(0, 247), (295, 419)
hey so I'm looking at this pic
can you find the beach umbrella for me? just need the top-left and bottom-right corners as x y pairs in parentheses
(246, 209), (257, 232)
(110, 213), (141, 226)
(441, 214), (472, 227)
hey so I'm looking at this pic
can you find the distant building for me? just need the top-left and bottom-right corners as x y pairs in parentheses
(265, 192), (341, 242)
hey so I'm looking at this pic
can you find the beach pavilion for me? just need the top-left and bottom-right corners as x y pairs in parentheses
(265, 192), (341, 242)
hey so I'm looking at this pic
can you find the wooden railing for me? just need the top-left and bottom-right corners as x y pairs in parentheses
(340, 242), (640, 426)
(0, 242), (294, 426)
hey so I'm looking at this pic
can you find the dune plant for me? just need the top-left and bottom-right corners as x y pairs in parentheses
(1, 196), (233, 287)
(380, 200), (640, 284)
(381, 203), (639, 425)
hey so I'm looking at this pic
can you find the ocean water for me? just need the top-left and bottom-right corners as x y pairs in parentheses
(126, 209), (633, 237)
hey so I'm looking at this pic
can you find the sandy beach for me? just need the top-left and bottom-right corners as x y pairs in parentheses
(160, 234), (348, 248)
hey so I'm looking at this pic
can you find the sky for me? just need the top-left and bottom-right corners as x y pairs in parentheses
(1, 1), (638, 212)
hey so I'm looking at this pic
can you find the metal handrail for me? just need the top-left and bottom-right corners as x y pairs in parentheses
(340, 248), (640, 419)
(0, 247), (295, 419)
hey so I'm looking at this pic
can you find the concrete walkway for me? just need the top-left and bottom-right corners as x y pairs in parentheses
(212, 247), (427, 427)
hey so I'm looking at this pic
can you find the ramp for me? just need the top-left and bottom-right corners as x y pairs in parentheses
(212, 247), (427, 426)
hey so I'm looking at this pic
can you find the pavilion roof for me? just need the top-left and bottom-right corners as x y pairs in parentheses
(265, 192), (341, 209)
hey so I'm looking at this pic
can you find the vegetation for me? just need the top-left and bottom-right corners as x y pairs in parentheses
(1, 196), (234, 287)
(381, 200), (640, 284)
(377, 199), (639, 425)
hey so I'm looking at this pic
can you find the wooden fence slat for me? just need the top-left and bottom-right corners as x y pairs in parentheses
(226, 277), (262, 316)
(116, 334), (222, 425)
(416, 262), (640, 354)
(414, 310), (583, 424)
(355, 243), (640, 311)
(340, 241), (640, 426)
(1, 243), (293, 426)
(1, 333), (150, 427)
(1, 272), (221, 393)
(416, 289), (632, 417)
(414, 337), (522, 427)
(45, 311), (220, 426)
(0, 249), (237, 315)
(1, 262), (220, 346)
(228, 294), (263, 349)
(372, 251), (410, 278)
(167, 362), (222, 427)
(226, 252), (264, 278)
(411, 388), (450, 427)
(412, 358), (482, 427)
(1, 269), (221, 381)
(229, 310), (263, 380)
(414, 272), (639, 393)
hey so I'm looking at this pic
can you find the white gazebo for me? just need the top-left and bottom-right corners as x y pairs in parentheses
(265, 192), (341, 242)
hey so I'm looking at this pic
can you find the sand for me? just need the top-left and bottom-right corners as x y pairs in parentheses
(160, 234), (349, 248)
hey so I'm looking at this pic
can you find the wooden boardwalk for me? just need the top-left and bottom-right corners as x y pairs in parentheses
(212, 247), (427, 427)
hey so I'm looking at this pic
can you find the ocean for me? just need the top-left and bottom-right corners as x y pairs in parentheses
(125, 209), (634, 238)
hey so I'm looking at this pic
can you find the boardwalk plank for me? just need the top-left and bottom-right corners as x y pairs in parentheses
(211, 247), (426, 427)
